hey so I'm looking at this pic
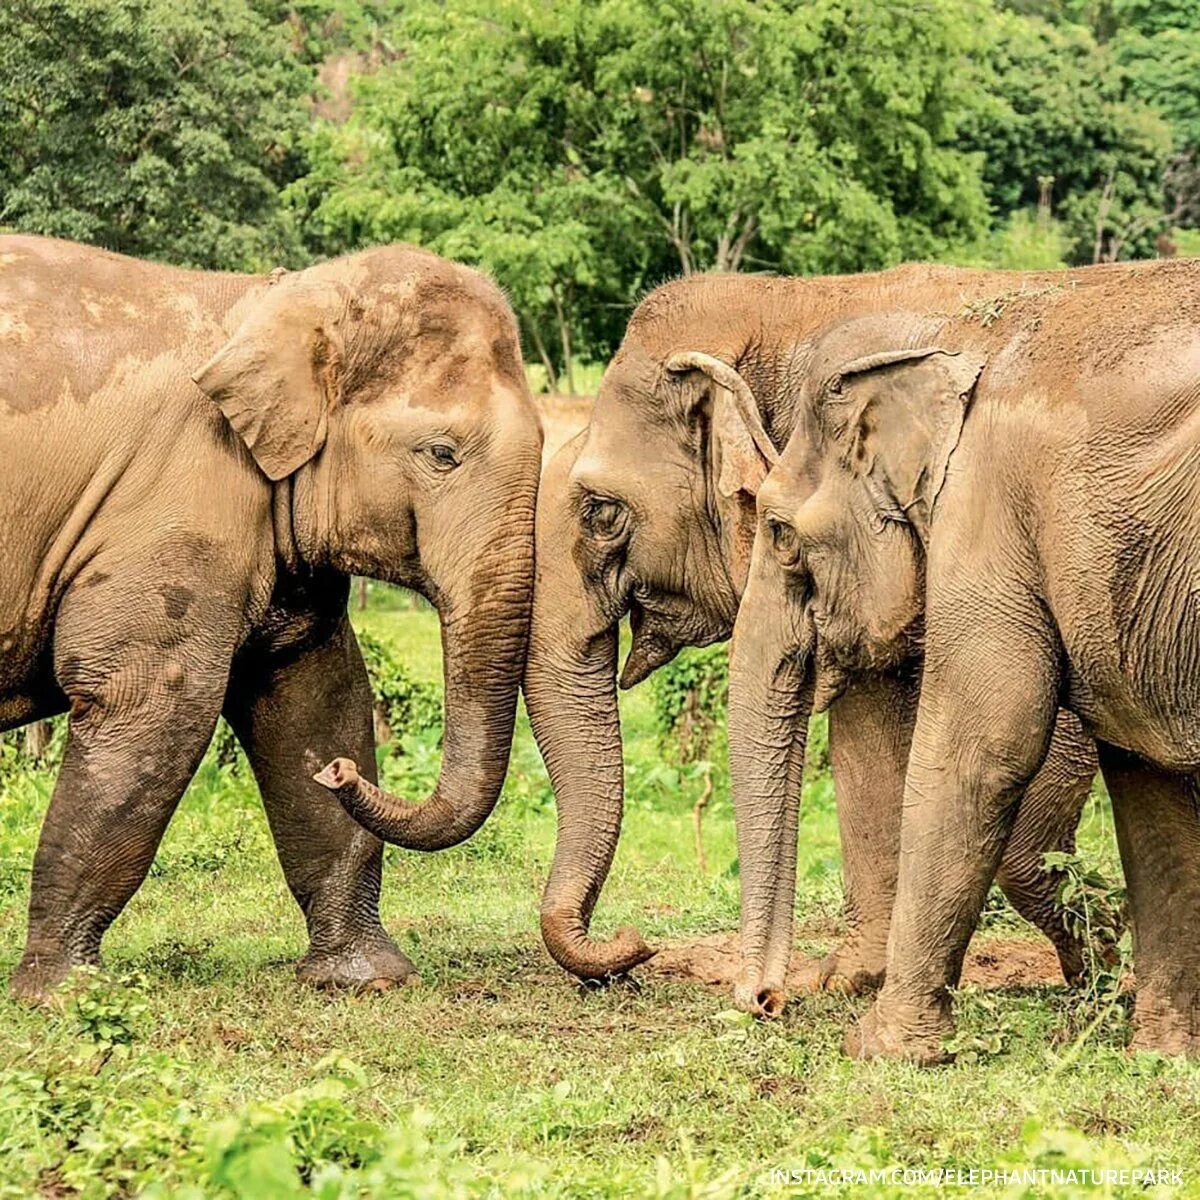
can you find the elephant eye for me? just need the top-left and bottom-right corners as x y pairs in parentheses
(766, 516), (801, 567)
(582, 495), (626, 539)
(423, 442), (460, 471)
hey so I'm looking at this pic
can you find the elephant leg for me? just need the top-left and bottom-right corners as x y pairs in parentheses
(1099, 746), (1200, 1056)
(821, 671), (917, 994)
(847, 608), (1061, 1064)
(826, 685), (1095, 994)
(13, 585), (234, 1001)
(993, 710), (1098, 986)
(224, 611), (415, 991)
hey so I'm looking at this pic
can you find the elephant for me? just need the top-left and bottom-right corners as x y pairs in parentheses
(727, 258), (1200, 1060)
(520, 261), (1186, 995)
(0, 235), (542, 1000)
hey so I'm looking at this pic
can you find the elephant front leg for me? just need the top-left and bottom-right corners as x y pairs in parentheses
(847, 608), (1062, 1064)
(14, 615), (233, 1001)
(822, 672), (917, 994)
(224, 612), (415, 992)
(1100, 746), (1200, 1057)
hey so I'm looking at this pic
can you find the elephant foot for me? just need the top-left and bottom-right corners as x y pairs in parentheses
(818, 938), (887, 996)
(11, 948), (97, 1005)
(296, 934), (418, 994)
(1053, 937), (1088, 990)
(1129, 989), (1200, 1057)
(844, 997), (952, 1066)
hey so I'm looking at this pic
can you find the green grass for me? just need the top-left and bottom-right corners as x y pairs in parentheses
(0, 592), (1195, 1197)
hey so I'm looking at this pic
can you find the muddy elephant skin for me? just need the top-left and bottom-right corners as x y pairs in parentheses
(728, 260), (1200, 1060)
(0, 236), (542, 1000)
(519, 260), (1199, 990)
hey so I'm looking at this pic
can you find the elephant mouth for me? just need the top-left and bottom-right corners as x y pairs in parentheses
(619, 596), (732, 689)
(789, 601), (848, 714)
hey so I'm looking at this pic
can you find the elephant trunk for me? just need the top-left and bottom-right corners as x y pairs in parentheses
(726, 585), (814, 1017)
(316, 540), (532, 851)
(522, 449), (654, 978)
(525, 617), (653, 977)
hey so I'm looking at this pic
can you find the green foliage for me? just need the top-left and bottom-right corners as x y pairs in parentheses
(0, 0), (313, 270)
(355, 628), (443, 745)
(268, 0), (397, 65)
(0, 719), (65, 781)
(961, 9), (1173, 263)
(2, 0), (1196, 363)
(293, 0), (996, 372)
(984, 208), (1070, 270)
(1044, 848), (1131, 1044)
(651, 646), (728, 765)
(63, 968), (152, 1049)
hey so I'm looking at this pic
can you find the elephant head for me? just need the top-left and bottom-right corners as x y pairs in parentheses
(727, 313), (985, 1012)
(525, 327), (783, 978)
(193, 245), (543, 850)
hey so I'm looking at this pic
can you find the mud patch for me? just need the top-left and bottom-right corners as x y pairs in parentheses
(647, 932), (1065, 993)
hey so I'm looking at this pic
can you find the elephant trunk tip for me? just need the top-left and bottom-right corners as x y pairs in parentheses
(540, 909), (656, 980)
(313, 757), (359, 793)
(733, 978), (787, 1019)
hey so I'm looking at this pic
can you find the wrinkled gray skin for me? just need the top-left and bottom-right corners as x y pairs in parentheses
(525, 265), (1139, 990)
(0, 236), (541, 1000)
(730, 259), (1200, 1060)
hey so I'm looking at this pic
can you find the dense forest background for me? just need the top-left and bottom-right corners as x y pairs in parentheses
(2, 0), (1197, 389)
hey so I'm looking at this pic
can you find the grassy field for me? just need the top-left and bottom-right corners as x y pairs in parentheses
(0, 588), (1196, 1197)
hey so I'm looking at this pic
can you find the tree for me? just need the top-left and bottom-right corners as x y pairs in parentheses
(960, 9), (1172, 263)
(1110, 0), (1200, 240)
(0, 0), (314, 271)
(292, 0), (997, 376)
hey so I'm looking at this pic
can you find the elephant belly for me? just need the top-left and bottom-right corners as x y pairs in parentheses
(1052, 443), (1200, 772)
(0, 625), (65, 734)
(1063, 658), (1200, 774)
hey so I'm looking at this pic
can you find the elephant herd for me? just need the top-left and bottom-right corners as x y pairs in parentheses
(1, 234), (1198, 1065)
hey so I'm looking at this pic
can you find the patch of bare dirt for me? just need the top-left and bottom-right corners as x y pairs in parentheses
(647, 932), (1065, 993)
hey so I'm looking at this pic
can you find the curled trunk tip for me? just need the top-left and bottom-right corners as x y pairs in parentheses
(314, 756), (484, 851)
(540, 909), (655, 980)
(314, 757), (358, 792)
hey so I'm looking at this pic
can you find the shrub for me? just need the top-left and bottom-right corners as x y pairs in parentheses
(650, 646), (728, 765)
(355, 629), (442, 749)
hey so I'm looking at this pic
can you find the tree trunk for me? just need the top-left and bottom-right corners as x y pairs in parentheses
(24, 720), (51, 760)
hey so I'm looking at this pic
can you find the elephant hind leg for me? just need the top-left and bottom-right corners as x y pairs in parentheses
(12, 575), (237, 1002)
(1100, 745), (1200, 1057)
(995, 709), (1099, 986)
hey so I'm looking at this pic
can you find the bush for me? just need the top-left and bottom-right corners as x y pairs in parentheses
(650, 646), (728, 765)
(355, 629), (442, 749)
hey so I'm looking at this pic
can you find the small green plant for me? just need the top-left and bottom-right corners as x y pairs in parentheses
(1043, 850), (1131, 1048)
(63, 968), (151, 1049)
(945, 989), (1016, 1064)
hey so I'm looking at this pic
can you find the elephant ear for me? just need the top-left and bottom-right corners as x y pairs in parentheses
(193, 277), (351, 481)
(827, 346), (986, 538)
(665, 351), (779, 593)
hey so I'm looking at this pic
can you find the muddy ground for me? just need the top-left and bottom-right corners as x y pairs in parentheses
(648, 931), (1066, 994)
